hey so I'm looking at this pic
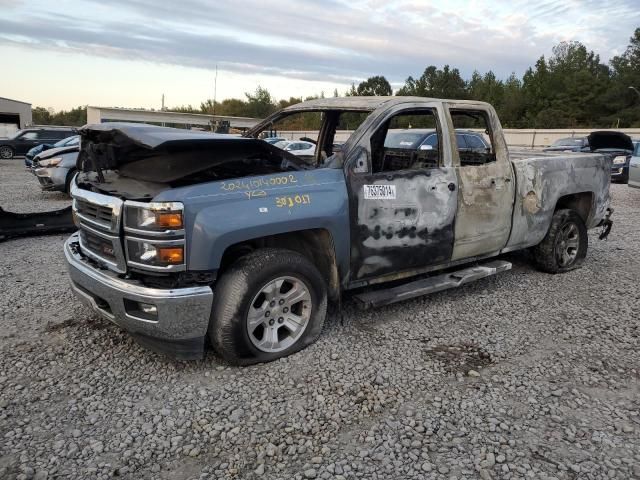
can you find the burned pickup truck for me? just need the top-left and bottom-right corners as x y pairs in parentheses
(65, 97), (613, 364)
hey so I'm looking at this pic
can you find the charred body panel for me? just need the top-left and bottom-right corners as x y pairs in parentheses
(445, 103), (516, 260)
(347, 168), (457, 280)
(504, 152), (611, 252)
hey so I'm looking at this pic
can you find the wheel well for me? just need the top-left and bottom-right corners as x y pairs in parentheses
(555, 192), (593, 224)
(219, 229), (340, 301)
(64, 168), (77, 194)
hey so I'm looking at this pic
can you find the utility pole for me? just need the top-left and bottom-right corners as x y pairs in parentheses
(630, 86), (640, 100)
(213, 64), (218, 116)
(161, 93), (165, 127)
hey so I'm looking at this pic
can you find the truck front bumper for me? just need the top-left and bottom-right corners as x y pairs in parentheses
(64, 232), (214, 359)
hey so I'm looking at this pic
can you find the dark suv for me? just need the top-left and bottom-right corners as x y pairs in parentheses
(0, 127), (76, 159)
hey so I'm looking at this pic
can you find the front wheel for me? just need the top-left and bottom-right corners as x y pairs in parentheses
(0, 146), (14, 160)
(209, 248), (327, 365)
(532, 209), (588, 273)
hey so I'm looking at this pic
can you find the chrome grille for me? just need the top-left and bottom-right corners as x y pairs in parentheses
(75, 199), (113, 230)
(80, 229), (117, 262)
(71, 181), (126, 273)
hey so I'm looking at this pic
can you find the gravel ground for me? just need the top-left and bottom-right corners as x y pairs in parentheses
(1, 158), (639, 480)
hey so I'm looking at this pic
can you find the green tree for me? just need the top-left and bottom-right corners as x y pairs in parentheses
(32, 107), (52, 125)
(356, 76), (392, 96)
(244, 86), (277, 118)
(606, 28), (640, 127)
(397, 65), (467, 98)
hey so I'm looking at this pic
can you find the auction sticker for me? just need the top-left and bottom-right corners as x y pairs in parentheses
(363, 184), (396, 200)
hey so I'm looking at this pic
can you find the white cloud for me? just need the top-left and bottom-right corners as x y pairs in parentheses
(0, 0), (638, 108)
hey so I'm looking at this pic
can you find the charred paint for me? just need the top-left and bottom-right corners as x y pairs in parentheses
(348, 168), (457, 280)
(504, 151), (611, 252)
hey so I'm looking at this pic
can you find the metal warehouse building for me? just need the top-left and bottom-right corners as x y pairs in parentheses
(0, 97), (32, 137)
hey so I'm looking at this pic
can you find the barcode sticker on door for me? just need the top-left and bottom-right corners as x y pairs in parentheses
(363, 184), (396, 200)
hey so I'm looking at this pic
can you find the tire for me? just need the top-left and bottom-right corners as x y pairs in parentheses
(532, 209), (588, 273)
(64, 169), (77, 194)
(0, 146), (14, 160)
(209, 248), (327, 365)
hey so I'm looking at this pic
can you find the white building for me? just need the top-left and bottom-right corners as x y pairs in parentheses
(0, 97), (32, 137)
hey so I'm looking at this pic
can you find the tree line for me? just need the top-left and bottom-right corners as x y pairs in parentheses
(32, 28), (640, 129)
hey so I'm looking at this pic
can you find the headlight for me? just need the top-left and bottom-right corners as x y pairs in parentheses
(124, 202), (184, 233)
(126, 239), (185, 270)
(38, 157), (62, 167)
(613, 156), (627, 165)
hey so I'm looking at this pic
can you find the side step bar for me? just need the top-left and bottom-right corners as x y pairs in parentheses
(0, 206), (76, 241)
(353, 260), (512, 308)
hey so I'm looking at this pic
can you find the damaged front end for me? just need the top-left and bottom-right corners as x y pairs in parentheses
(75, 122), (309, 199)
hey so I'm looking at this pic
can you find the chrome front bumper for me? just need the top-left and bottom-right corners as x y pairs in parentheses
(64, 232), (214, 358)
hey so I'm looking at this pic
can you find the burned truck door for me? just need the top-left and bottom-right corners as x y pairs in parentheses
(446, 105), (515, 260)
(346, 105), (458, 281)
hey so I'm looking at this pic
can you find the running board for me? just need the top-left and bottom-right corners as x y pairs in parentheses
(353, 260), (512, 309)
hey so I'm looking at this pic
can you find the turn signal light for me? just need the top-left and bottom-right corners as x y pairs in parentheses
(156, 212), (183, 228)
(157, 247), (184, 264)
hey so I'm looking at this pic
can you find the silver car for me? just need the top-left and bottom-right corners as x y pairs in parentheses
(32, 145), (79, 194)
(629, 141), (640, 189)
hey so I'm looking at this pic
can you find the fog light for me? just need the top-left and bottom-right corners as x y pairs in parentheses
(140, 303), (158, 315)
(123, 299), (158, 322)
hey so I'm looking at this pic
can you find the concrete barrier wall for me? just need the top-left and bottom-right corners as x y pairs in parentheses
(277, 129), (640, 148)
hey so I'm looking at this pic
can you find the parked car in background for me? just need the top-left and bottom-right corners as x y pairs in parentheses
(628, 141), (640, 189)
(543, 137), (589, 152)
(32, 143), (80, 193)
(282, 140), (316, 157)
(385, 129), (490, 152)
(0, 127), (76, 159)
(25, 135), (79, 167)
(263, 137), (286, 145)
(586, 131), (635, 183)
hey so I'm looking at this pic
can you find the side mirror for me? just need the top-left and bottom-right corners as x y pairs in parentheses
(419, 144), (433, 151)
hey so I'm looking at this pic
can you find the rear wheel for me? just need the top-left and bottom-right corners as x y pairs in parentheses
(209, 248), (327, 365)
(532, 209), (588, 273)
(0, 146), (14, 160)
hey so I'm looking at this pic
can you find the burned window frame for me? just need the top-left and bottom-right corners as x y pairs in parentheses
(448, 108), (497, 167)
(369, 107), (443, 174)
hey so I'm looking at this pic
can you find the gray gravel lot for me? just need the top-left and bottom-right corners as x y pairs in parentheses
(0, 158), (639, 480)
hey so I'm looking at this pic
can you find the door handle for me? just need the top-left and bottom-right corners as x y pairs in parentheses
(448, 182), (456, 191)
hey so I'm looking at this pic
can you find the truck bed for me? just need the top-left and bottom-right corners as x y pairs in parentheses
(504, 149), (611, 252)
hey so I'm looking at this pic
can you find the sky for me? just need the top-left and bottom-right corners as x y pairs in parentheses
(1, 0), (639, 111)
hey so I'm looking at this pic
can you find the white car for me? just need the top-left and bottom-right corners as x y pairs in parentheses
(283, 141), (316, 157)
(629, 141), (640, 189)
